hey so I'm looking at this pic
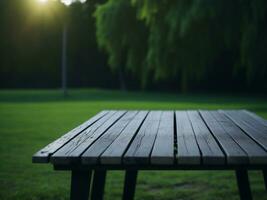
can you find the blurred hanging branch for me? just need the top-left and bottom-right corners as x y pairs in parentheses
(95, 0), (267, 92)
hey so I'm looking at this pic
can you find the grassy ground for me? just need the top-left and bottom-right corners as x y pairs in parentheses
(0, 89), (267, 200)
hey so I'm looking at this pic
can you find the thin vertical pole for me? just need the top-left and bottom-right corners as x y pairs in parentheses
(62, 23), (67, 97)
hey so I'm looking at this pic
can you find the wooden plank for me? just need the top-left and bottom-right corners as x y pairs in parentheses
(175, 111), (201, 165)
(187, 111), (225, 165)
(82, 111), (138, 164)
(242, 110), (267, 126)
(210, 110), (267, 164)
(123, 111), (162, 165)
(99, 111), (148, 165)
(238, 110), (267, 131)
(225, 110), (267, 133)
(221, 110), (267, 151)
(50, 111), (126, 164)
(200, 110), (248, 164)
(150, 111), (174, 165)
(32, 111), (108, 163)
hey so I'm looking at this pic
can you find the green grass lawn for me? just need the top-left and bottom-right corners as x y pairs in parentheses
(0, 89), (267, 200)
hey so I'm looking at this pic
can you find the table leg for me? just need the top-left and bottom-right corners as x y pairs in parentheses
(235, 169), (252, 200)
(70, 170), (92, 200)
(91, 170), (107, 200)
(263, 169), (267, 191)
(122, 170), (138, 200)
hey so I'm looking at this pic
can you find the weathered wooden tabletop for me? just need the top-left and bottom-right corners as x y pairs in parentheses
(33, 110), (267, 168)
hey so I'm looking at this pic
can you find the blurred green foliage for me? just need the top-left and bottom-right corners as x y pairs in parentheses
(0, 0), (266, 92)
(95, 0), (267, 91)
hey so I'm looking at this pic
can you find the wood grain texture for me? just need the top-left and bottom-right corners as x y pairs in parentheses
(100, 111), (148, 165)
(123, 111), (162, 165)
(200, 110), (248, 164)
(33, 109), (267, 167)
(50, 111), (126, 164)
(32, 111), (108, 163)
(242, 110), (267, 126)
(82, 111), (138, 164)
(239, 110), (267, 130)
(221, 110), (267, 151)
(187, 111), (225, 165)
(151, 111), (174, 165)
(210, 110), (267, 164)
(228, 110), (267, 133)
(175, 111), (201, 165)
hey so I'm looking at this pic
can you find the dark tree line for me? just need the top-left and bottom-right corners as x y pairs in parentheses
(0, 0), (266, 93)
(95, 0), (267, 92)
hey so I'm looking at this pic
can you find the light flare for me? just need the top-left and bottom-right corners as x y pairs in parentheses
(37, 0), (48, 4)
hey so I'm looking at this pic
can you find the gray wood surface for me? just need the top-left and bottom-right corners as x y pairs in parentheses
(239, 110), (267, 130)
(242, 110), (267, 126)
(175, 111), (201, 164)
(33, 109), (267, 167)
(200, 110), (248, 164)
(32, 111), (108, 163)
(226, 110), (267, 133)
(222, 110), (267, 151)
(210, 111), (267, 164)
(150, 111), (174, 165)
(82, 111), (138, 164)
(50, 111), (126, 164)
(187, 111), (225, 165)
(124, 111), (162, 164)
(100, 111), (148, 164)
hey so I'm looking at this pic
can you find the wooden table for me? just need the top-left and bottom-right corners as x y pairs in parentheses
(33, 110), (267, 200)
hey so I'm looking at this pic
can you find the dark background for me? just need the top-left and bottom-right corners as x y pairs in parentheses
(0, 0), (266, 93)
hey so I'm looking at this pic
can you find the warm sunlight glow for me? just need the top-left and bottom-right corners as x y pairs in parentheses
(35, 0), (87, 7)
(37, 0), (48, 4)
(61, 0), (72, 6)
(61, 0), (87, 6)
